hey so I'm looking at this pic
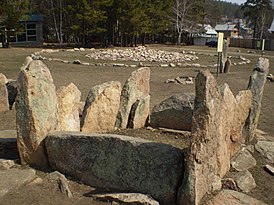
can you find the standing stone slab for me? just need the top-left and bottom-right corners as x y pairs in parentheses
(56, 83), (81, 131)
(6, 80), (17, 110)
(221, 39), (229, 73)
(127, 95), (150, 129)
(0, 73), (9, 112)
(81, 81), (121, 133)
(46, 132), (184, 205)
(16, 60), (58, 169)
(116, 67), (150, 129)
(150, 93), (194, 131)
(244, 57), (269, 142)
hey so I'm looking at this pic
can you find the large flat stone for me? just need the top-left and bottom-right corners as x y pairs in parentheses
(45, 132), (184, 205)
(0, 168), (36, 197)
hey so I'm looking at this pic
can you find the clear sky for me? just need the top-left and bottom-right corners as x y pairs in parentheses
(223, 0), (246, 5)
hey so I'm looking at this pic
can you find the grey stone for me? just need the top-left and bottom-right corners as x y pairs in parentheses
(255, 141), (274, 163)
(16, 60), (58, 169)
(48, 171), (73, 198)
(231, 148), (256, 171)
(233, 170), (256, 193)
(73, 60), (81, 64)
(45, 132), (184, 205)
(150, 93), (194, 131)
(92, 193), (159, 205)
(204, 190), (268, 205)
(264, 164), (274, 175)
(6, 80), (17, 110)
(244, 58), (269, 142)
(0, 168), (36, 197)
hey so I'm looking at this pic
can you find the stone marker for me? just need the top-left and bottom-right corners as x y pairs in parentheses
(116, 67), (150, 129)
(233, 170), (256, 193)
(46, 132), (184, 205)
(150, 93), (194, 131)
(0, 73), (9, 112)
(244, 57), (269, 142)
(92, 193), (159, 205)
(231, 148), (256, 172)
(221, 39), (229, 73)
(205, 190), (268, 205)
(16, 60), (58, 169)
(0, 168), (36, 197)
(56, 83), (81, 131)
(224, 59), (231, 73)
(81, 81), (121, 133)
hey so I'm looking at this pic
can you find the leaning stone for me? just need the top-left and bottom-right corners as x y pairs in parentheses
(264, 165), (274, 175)
(81, 81), (121, 133)
(150, 93), (194, 131)
(116, 67), (150, 129)
(56, 83), (81, 131)
(244, 58), (269, 142)
(92, 193), (159, 205)
(233, 170), (256, 193)
(0, 168), (36, 197)
(16, 60), (58, 169)
(46, 132), (184, 205)
(255, 141), (274, 163)
(0, 74), (9, 112)
(204, 190), (268, 205)
(48, 171), (73, 198)
(127, 95), (150, 129)
(0, 159), (16, 170)
(6, 80), (17, 110)
(231, 148), (256, 172)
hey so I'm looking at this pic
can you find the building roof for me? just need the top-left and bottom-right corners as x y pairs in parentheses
(206, 29), (217, 35)
(215, 24), (237, 31)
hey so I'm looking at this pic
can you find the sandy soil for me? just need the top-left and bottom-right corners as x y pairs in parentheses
(0, 45), (273, 204)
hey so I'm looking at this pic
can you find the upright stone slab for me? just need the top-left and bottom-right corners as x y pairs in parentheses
(116, 67), (150, 129)
(178, 70), (252, 205)
(224, 59), (231, 73)
(81, 81), (121, 133)
(6, 80), (17, 110)
(56, 83), (81, 131)
(16, 60), (58, 169)
(0, 73), (9, 112)
(244, 57), (269, 142)
(45, 132), (184, 205)
(150, 93), (194, 131)
(221, 39), (229, 73)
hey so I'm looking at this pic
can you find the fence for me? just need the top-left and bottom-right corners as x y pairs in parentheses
(229, 38), (274, 51)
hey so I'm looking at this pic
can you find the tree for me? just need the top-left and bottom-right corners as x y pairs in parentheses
(0, 0), (29, 48)
(242, 0), (273, 39)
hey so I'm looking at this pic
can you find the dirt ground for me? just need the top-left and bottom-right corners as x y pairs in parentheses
(0, 45), (273, 204)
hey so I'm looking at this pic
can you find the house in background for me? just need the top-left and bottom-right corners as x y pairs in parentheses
(3, 14), (43, 46)
(215, 24), (238, 38)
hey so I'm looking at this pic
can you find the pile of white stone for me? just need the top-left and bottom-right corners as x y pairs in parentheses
(85, 46), (198, 62)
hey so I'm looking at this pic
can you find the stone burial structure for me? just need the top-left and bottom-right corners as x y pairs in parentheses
(14, 55), (269, 204)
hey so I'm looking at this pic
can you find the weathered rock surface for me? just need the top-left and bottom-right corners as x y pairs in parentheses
(150, 93), (194, 131)
(233, 170), (256, 193)
(0, 159), (16, 170)
(116, 67), (150, 129)
(0, 73), (9, 112)
(16, 60), (58, 169)
(93, 193), (159, 205)
(6, 80), (17, 109)
(20, 56), (33, 70)
(255, 141), (274, 163)
(56, 83), (81, 131)
(244, 57), (269, 142)
(127, 95), (150, 129)
(48, 171), (73, 198)
(0, 168), (36, 197)
(231, 148), (256, 171)
(178, 70), (252, 205)
(204, 190), (268, 205)
(46, 132), (184, 205)
(81, 81), (121, 133)
(0, 130), (18, 159)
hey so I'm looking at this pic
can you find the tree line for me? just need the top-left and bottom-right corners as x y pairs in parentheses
(0, 0), (273, 48)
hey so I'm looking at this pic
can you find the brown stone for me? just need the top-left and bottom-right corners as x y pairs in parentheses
(116, 67), (150, 129)
(56, 83), (81, 131)
(81, 81), (121, 133)
(16, 60), (58, 169)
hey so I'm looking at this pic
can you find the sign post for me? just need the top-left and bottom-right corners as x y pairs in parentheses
(217, 32), (224, 77)
(261, 39), (265, 56)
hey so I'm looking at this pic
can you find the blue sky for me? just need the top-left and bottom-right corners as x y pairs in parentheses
(223, 0), (246, 5)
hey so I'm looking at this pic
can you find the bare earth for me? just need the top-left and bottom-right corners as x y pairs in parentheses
(0, 45), (273, 204)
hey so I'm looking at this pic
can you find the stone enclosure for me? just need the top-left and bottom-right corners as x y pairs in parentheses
(0, 50), (270, 205)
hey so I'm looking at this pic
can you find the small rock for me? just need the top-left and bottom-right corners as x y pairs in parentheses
(169, 63), (176, 67)
(264, 164), (274, 175)
(255, 141), (274, 163)
(48, 171), (73, 198)
(73, 48), (80, 51)
(231, 148), (256, 171)
(165, 79), (175, 83)
(233, 170), (256, 193)
(79, 47), (85, 51)
(73, 60), (81, 64)
(0, 159), (15, 170)
(92, 193), (159, 205)
(221, 178), (237, 190)
(175, 77), (185, 84)
(160, 64), (169, 67)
